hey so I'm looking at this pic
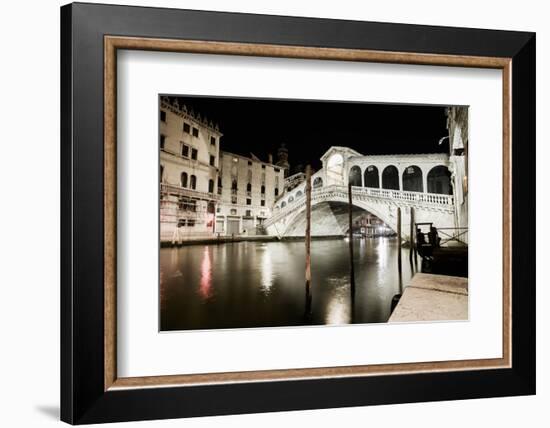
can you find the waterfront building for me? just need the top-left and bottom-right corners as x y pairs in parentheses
(159, 97), (222, 242)
(216, 151), (286, 236)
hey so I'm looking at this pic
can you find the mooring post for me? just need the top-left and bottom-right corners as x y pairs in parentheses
(305, 165), (312, 309)
(409, 207), (415, 265)
(397, 207), (402, 273)
(348, 182), (356, 295)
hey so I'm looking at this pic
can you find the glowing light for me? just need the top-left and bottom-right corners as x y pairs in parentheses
(199, 246), (213, 299)
(260, 246), (273, 294)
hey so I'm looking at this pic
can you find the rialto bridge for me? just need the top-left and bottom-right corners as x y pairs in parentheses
(264, 147), (467, 243)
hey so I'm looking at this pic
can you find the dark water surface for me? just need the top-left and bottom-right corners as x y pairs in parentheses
(160, 238), (414, 331)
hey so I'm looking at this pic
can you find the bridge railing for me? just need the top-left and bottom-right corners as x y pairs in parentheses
(265, 185), (454, 227)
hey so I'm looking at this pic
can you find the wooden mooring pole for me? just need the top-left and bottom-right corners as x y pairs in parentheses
(348, 182), (356, 296)
(397, 207), (402, 272)
(409, 207), (415, 266)
(304, 165), (312, 311)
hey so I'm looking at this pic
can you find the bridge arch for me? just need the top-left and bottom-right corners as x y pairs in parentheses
(402, 165), (423, 192)
(382, 165), (399, 190)
(348, 165), (362, 186)
(326, 153), (345, 185)
(313, 177), (323, 188)
(427, 165), (453, 195)
(364, 165), (379, 188)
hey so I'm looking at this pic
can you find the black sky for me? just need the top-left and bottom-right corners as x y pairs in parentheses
(172, 95), (450, 172)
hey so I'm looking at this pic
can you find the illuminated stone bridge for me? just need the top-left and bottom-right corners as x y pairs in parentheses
(264, 147), (466, 242)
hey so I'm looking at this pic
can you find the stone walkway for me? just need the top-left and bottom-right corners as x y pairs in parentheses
(388, 273), (468, 323)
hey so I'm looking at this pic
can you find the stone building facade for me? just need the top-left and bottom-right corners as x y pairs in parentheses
(216, 152), (286, 236)
(159, 97), (287, 242)
(159, 97), (222, 242)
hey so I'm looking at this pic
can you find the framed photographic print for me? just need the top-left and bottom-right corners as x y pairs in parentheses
(61, 2), (536, 424)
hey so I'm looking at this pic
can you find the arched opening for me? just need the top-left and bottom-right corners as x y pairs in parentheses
(402, 165), (423, 192)
(313, 177), (323, 188)
(326, 153), (344, 185)
(348, 166), (362, 186)
(181, 172), (188, 188)
(208, 179), (214, 193)
(190, 175), (197, 190)
(364, 165), (379, 188)
(427, 165), (453, 195)
(382, 166), (399, 190)
(296, 190), (303, 198)
(281, 201), (286, 208)
(288, 196), (294, 203)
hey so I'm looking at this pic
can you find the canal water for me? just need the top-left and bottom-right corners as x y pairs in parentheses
(160, 237), (415, 331)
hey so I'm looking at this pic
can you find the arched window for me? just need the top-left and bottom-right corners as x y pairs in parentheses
(281, 201), (286, 208)
(208, 179), (214, 193)
(207, 202), (216, 214)
(296, 190), (303, 198)
(313, 177), (323, 188)
(364, 165), (379, 188)
(382, 166), (399, 190)
(288, 196), (294, 203)
(190, 175), (197, 190)
(402, 165), (423, 192)
(348, 166), (362, 186)
(274, 187), (279, 196)
(181, 172), (188, 188)
(427, 165), (453, 195)
(261, 185), (265, 194)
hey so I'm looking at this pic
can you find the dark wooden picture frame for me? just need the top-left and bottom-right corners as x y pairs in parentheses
(61, 2), (535, 424)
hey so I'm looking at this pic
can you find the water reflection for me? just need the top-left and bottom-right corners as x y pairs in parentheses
(160, 238), (414, 331)
(199, 246), (212, 299)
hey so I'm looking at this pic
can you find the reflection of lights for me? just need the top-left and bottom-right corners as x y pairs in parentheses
(199, 246), (213, 299)
(325, 277), (351, 325)
(325, 294), (349, 325)
(377, 238), (388, 266)
(260, 247), (273, 294)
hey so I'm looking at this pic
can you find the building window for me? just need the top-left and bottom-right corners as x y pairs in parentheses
(177, 219), (186, 227)
(191, 148), (198, 160)
(190, 175), (197, 190)
(160, 135), (166, 149)
(210, 136), (216, 145)
(245, 210), (252, 217)
(230, 209), (237, 215)
(261, 200), (265, 206)
(231, 179), (238, 194)
(192, 127), (199, 137)
(181, 144), (189, 158)
(274, 168), (280, 173)
(246, 198), (251, 205)
(231, 197), (237, 205)
(181, 172), (188, 188)
(160, 110), (166, 122)
(160, 165), (164, 182)
(183, 122), (190, 133)
(216, 207), (221, 213)
(261, 164), (266, 169)
(248, 160), (252, 166)
(178, 197), (196, 212)
(187, 219), (195, 227)
(209, 155), (215, 166)
(261, 185), (265, 194)
(246, 183), (252, 193)
(217, 177), (222, 194)
(274, 188), (279, 197)
(208, 179), (214, 193)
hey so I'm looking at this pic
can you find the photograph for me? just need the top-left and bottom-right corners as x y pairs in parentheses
(159, 95), (469, 331)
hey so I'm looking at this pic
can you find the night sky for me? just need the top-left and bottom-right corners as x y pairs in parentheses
(172, 95), (451, 172)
